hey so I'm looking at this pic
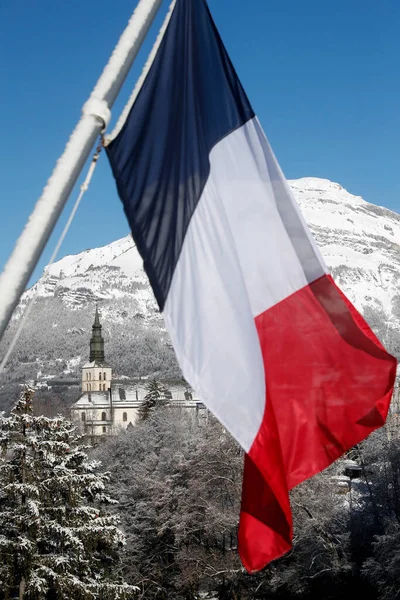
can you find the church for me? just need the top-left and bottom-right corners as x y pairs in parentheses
(70, 308), (204, 436)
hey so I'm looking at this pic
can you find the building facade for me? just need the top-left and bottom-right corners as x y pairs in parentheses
(71, 308), (205, 436)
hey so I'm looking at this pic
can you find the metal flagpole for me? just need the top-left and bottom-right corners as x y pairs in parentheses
(0, 0), (163, 343)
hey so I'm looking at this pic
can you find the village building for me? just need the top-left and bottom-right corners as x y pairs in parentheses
(70, 308), (205, 436)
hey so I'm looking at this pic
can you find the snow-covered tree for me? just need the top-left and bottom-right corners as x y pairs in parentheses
(138, 379), (169, 422)
(96, 408), (357, 599)
(0, 386), (137, 600)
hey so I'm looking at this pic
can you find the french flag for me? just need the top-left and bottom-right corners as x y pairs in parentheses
(106, 0), (397, 572)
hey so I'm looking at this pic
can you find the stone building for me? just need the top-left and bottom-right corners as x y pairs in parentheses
(70, 308), (204, 436)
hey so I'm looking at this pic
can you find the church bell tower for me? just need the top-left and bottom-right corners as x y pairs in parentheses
(81, 306), (112, 393)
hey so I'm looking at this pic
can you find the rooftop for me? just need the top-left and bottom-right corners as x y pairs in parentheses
(71, 381), (197, 409)
(82, 361), (111, 369)
(71, 390), (204, 411)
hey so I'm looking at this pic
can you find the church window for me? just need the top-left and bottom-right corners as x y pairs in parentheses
(102, 426), (106, 433)
(86, 373), (88, 380)
(103, 384), (106, 391)
(86, 384), (89, 391)
(89, 372), (91, 381)
(123, 412), (127, 422)
(81, 413), (86, 422)
(103, 372), (107, 380)
(88, 383), (91, 391)
(99, 372), (102, 381)
(101, 412), (107, 421)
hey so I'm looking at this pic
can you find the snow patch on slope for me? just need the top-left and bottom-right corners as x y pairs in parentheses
(45, 235), (141, 278)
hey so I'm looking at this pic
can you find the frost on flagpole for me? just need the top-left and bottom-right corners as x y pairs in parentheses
(0, 0), (163, 344)
(0, 117), (102, 344)
(91, 0), (166, 106)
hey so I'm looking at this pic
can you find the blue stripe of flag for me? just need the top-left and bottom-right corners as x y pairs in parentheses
(106, 0), (254, 310)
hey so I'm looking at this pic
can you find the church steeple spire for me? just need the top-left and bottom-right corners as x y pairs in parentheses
(89, 305), (105, 363)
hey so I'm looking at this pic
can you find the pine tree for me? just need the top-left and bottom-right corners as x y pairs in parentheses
(0, 386), (138, 600)
(138, 379), (169, 422)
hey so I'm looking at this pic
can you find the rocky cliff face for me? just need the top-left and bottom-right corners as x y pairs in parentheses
(1, 177), (399, 400)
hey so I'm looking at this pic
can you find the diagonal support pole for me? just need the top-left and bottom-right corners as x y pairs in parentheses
(0, 0), (163, 344)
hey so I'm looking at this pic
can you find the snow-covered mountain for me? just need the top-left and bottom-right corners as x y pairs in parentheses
(26, 177), (400, 328)
(3, 177), (399, 396)
(21, 235), (158, 323)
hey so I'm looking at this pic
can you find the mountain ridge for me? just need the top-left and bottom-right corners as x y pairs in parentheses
(0, 177), (398, 412)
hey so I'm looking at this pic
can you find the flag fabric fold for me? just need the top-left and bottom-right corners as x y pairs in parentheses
(106, 0), (397, 572)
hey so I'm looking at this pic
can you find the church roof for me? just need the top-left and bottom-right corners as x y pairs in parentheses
(71, 392), (203, 411)
(72, 391), (141, 409)
(110, 381), (193, 402)
(71, 383), (201, 410)
(82, 360), (111, 369)
(72, 391), (110, 407)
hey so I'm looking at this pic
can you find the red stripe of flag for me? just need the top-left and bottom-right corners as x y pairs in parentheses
(239, 274), (397, 572)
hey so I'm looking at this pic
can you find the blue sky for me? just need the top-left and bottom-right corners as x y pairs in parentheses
(1, 0), (399, 285)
